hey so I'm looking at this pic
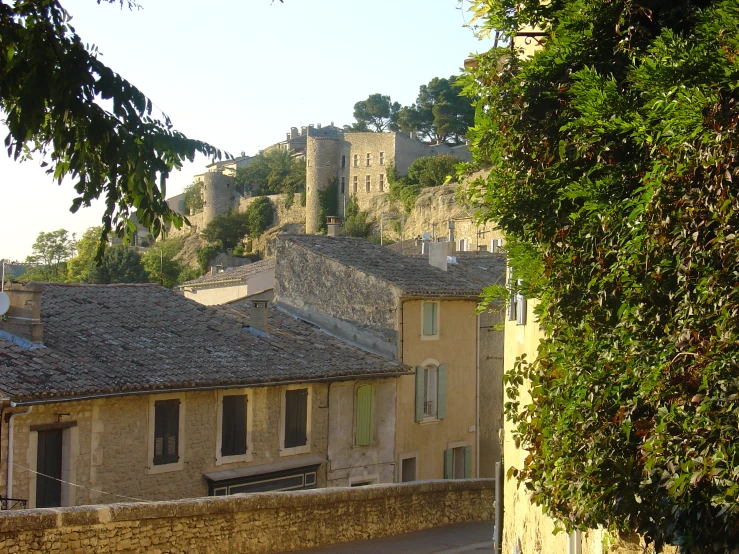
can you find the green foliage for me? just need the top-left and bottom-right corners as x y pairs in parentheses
(196, 244), (223, 274)
(234, 149), (305, 196)
(65, 227), (103, 282)
(201, 211), (251, 250)
(396, 76), (474, 145)
(387, 156), (458, 213)
(245, 196), (274, 238)
(183, 181), (204, 215)
(84, 245), (147, 284)
(284, 191), (294, 210)
(0, 1), (226, 255)
(140, 237), (186, 288)
(21, 229), (76, 282)
(347, 93), (401, 132)
(465, 0), (739, 551)
(343, 195), (372, 238)
(317, 178), (339, 233)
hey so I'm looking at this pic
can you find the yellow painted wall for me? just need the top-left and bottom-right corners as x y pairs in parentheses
(397, 299), (478, 480)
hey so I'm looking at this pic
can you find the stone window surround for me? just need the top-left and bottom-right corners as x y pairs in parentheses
(279, 384), (312, 457)
(215, 388), (254, 466)
(421, 301), (440, 341)
(365, 175), (371, 192)
(349, 473), (379, 487)
(419, 357), (442, 425)
(366, 153), (371, 167)
(146, 392), (186, 475)
(397, 450), (419, 482)
(353, 382), (376, 448)
(26, 420), (79, 509)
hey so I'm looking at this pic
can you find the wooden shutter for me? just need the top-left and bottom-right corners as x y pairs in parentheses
(355, 385), (374, 446)
(437, 363), (447, 420)
(464, 445), (472, 478)
(36, 429), (63, 508)
(154, 400), (179, 465)
(221, 395), (247, 457)
(517, 279), (527, 325)
(285, 389), (308, 448)
(444, 449), (453, 479)
(415, 366), (425, 422)
(507, 267), (517, 321)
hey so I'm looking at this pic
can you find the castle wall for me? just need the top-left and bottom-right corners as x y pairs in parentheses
(202, 171), (238, 227)
(306, 137), (341, 234)
(340, 133), (397, 214)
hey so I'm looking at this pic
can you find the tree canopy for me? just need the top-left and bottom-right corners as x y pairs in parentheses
(234, 149), (305, 196)
(21, 229), (76, 282)
(346, 94), (401, 133)
(464, 0), (739, 551)
(0, 0), (226, 254)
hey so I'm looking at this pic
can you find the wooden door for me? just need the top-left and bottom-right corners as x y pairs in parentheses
(36, 429), (63, 508)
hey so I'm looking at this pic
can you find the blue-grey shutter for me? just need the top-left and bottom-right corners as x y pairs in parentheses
(464, 445), (472, 478)
(415, 367), (425, 422)
(437, 363), (447, 420)
(444, 449), (453, 479)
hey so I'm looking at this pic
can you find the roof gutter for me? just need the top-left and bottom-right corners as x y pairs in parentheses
(179, 278), (247, 290)
(6, 370), (413, 407)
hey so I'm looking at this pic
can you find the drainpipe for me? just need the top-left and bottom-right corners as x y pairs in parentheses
(6, 404), (32, 502)
(476, 314), (480, 479)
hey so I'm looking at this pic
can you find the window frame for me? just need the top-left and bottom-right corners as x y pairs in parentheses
(279, 384), (312, 457)
(365, 174), (371, 192)
(378, 174), (385, 192)
(421, 301), (440, 340)
(353, 154), (359, 167)
(147, 393), (185, 474)
(379, 151), (385, 166)
(215, 389), (253, 466)
(352, 175), (358, 193)
(354, 383), (374, 447)
(366, 153), (371, 167)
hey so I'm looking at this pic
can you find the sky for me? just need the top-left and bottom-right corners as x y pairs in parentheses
(0, 0), (489, 262)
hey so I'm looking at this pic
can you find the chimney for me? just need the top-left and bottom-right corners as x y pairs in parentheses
(301, 126), (307, 136)
(0, 282), (43, 345)
(291, 127), (299, 139)
(250, 300), (269, 333)
(326, 216), (341, 237)
(317, 122), (322, 129)
(447, 219), (455, 244)
(286, 133), (290, 141)
(429, 242), (448, 272)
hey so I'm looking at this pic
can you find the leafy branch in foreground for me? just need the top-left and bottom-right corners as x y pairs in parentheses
(0, 0), (227, 256)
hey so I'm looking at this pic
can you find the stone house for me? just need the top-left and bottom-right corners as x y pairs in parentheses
(274, 235), (506, 481)
(176, 258), (275, 306)
(0, 282), (409, 509)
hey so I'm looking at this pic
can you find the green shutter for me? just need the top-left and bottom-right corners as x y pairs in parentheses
(432, 303), (438, 335)
(464, 445), (472, 478)
(415, 366), (425, 422)
(437, 364), (447, 420)
(355, 385), (373, 446)
(444, 449), (453, 479)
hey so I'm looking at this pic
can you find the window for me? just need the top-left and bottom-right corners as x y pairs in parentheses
(153, 399), (180, 465)
(341, 176), (345, 194)
(341, 155), (346, 168)
(353, 154), (359, 167)
(444, 445), (472, 479)
(355, 384), (374, 446)
(366, 153), (371, 167)
(283, 387), (309, 452)
(365, 175), (371, 192)
(422, 301), (439, 337)
(507, 269), (527, 325)
(379, 151), (385, 166)
(307, 159), (311, 167)
(415, 363), (447, 422)
(353, 176), (358, 193)
(401, 457), (417, 482)
(221, 394), (247, 457)
(458, 238), (468, 252)
(378, 174), (385, 192)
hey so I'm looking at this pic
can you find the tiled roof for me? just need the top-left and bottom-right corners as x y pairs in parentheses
(0, 283), (409, 402)
(281, 235), (505, 298)
(178, 258), (275, 288)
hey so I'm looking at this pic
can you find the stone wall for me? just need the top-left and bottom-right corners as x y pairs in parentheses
(274, 238), (399, 357)
(0, 479), (495, 554)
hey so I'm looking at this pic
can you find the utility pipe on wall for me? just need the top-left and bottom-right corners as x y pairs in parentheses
(6, 405), (32, 502)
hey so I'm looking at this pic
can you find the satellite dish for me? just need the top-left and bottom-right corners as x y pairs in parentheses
(0, 292), (9, 316)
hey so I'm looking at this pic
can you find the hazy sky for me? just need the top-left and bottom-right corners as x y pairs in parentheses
(0, 0), (488, 261)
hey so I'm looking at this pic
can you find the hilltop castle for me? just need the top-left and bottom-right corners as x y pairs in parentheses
(185, 124), (471, 233)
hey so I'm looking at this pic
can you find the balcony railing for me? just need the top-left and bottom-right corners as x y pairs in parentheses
(0, 497), (28, 510)
(423, 401), (435, 416)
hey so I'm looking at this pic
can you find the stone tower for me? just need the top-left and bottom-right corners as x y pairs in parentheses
(305, 136), (341, 234)
(202, 171), (236, 227)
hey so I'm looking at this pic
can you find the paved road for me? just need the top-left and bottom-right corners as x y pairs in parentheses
(288, 521), (494, 554)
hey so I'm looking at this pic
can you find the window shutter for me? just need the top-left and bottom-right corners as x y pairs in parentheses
(444, 449), (453, 479)
(436, 363), (447, 420)
(464, 445), (472, 478)
(355, 385), (373, 446)
(297, 389), (308, 446)
(284, 390), (298, 448)
(154, 399), (179, 464)
(415, 366), (425, 422)
(517, 279), (527, 325)
(222, 395), (247, 457)
(166, 401), (179, 461)
(507, 267), (517, 321)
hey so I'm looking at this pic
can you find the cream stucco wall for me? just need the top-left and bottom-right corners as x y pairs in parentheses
(182, 267), (275, 306)
(327, 379), (397, 486)
(1, 383), (338, 507)
(397, 299), (478, 481)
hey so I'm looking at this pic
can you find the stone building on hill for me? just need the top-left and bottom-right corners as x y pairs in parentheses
(274, 235), (506, 479)
(176, 258), (275, 306)
(0, 281), (409, 508)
